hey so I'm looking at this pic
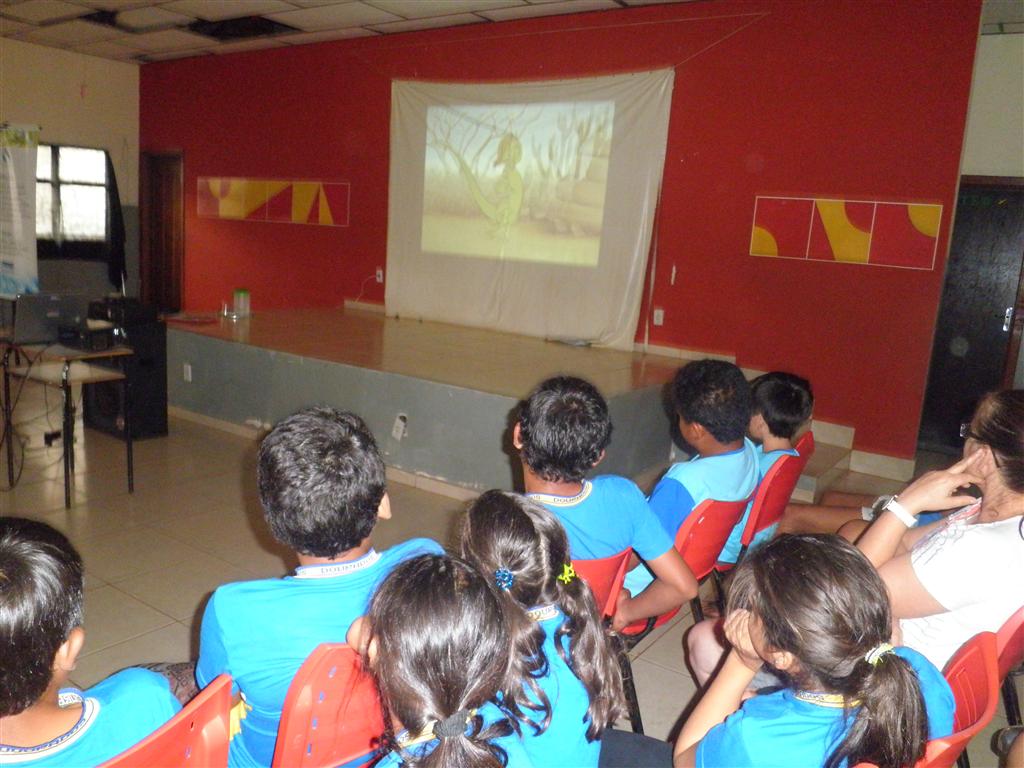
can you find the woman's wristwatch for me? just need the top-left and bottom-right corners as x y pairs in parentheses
(882, 495), (917, 527)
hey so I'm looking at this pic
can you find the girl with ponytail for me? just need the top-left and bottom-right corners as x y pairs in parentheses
(673, 534), (955, 768)
(361, 554), (534, 768)
(460, 491), (625, 768)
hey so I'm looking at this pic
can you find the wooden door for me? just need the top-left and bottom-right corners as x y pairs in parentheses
(140, 152), (183, 313)
(919, 179), (1024, 454)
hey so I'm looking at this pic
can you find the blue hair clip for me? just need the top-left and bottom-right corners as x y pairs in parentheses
(495, 568), (514, 591)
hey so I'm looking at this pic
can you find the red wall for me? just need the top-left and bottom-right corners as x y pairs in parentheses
(140, 0), (981, 458)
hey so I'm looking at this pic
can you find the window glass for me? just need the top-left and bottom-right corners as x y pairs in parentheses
(58, 147), (106, 184)
(60, 185), (106, 239)
(36, 182), (54, 239)
(36, 145), (52, 181)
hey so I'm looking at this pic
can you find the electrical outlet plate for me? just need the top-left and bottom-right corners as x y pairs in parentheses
(375, 267), (384, 283)
(392, 413), (407, 440)
(183, 363), (192, 382)
(653, 308), (665, 326)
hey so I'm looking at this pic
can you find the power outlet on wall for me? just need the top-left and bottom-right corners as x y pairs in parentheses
(392, 413), (408, 440)
(375, 267), (384, 283)
(653, 308), (665, 326)
(183, 362), (192, 382)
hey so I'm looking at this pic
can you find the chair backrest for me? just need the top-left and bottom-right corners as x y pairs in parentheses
(996, 604), (1024, 679)
(572, 548), (632, 620)
(100, 673), (232, 768)
(793, 430), (815, 471)
(738, 452), (804, 548)
(271, 643), (385, 768)
(676, 498), (749, 581)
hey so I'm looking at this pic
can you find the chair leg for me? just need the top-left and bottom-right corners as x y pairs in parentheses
(613, 635), (644, 735)
(957, 749), (971, 768)
(1004, 674), (1022, 727)
(691, 597), (704, 623)
(711, 570), (726, 615)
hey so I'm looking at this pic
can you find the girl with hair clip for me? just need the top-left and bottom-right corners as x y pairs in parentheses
(462, 491), (664, 768)
(356, 553), (535, 768)
(673, 534), (955, 768)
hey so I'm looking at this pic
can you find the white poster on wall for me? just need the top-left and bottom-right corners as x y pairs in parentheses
(386, 71), (674, 350)
(0, 124), (40, 296)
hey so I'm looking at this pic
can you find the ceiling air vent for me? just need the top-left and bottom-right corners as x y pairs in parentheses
(188, 16), (298, 42)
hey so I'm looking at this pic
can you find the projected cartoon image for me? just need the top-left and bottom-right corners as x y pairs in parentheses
(422, 102), (614, 265)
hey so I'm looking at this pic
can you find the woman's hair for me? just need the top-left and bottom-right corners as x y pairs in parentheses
(727, 534), (928, 768)
(972, 389), (1024, 494)
(366, 554), (523, 768)
(460, 490), (624, 741)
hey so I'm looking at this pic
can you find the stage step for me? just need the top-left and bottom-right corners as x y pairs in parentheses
(793, 440), (851, 503)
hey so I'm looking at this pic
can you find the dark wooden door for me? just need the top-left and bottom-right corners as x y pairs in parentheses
(919, 180), (1024, 454)
(140, 152), (183, 313)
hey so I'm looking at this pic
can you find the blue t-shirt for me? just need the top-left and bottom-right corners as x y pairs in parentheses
(0, 668), (181, 767)
(375, 702), (535, 768)
(695, 646), (955, 768)
(717, 445), (799, 565)
(518, 607), (599, 768)
(196, 538), (443, 768)
(528, 475), (672, 563)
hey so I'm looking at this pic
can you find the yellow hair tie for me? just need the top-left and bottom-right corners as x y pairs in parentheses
(228, 692), (252, 740)
(557, 563), (576, 585)
(864, 642), (895, 666)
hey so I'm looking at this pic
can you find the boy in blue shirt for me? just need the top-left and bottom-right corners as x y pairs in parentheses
(514, 376), (697, 632)
(717, 371), (814, 564)
(195, 407), (442, 768)
(0, 517), (181, 766)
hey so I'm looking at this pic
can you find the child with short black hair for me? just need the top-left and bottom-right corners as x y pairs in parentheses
(0, 517), (180, 766)
(515, 376), (697, 631)
(196, 406), (442, 768)
(360, 553), (534, 768)
(717, 371), (813, 564)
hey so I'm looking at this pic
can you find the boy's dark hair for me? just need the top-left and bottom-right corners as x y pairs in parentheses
(461, 490), (625, 741)
(750, 372), (814, 440)
(517, 376), (611, 483)
(257, 407), (385, 558)
(672, 359), (752, 444)
(728, 534), (928, 768)
(0, 517), (84, 717)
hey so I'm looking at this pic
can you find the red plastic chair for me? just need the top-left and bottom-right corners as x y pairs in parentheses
(271, 643), (384, 768)
(997, 605), (1024, 726)
(854, 632), (999, 768)
(571, 549), (642, 734)
(100, 673), (232, 768)
(622, 498), (748, 636)
(794, 430), (815, 469)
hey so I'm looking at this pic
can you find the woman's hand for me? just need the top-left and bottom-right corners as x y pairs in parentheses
(897, 451), (984, 517)
(722, 609), (763, 671)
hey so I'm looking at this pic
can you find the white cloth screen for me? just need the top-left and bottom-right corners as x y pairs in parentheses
(386, 70), (674, 350)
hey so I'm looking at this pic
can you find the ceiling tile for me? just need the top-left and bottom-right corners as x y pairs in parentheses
(621, 0), (693, 4)
(116, 6), (194, 29)
(2, 0), (89, 23)
(72, 36), (140, 57)
(370, 12), (485, 33)
(210, 35), (287, 53)
(980, 22), (1003, 33)
(981, 0), (1024, 25)
(120, 26), (210, 51)
(266, 1), (401, 30)
(480, 0), (616, 20)
(0, 16), (31, 34)
(286, 0), (356, 6)
(73, 0), (149, 9)
(141, 47), (210, 60)
(366, 0), (521, 20)
(162, 0), (296, 21)
(278, 25), (376, 44)
(20, 17), (123, 43)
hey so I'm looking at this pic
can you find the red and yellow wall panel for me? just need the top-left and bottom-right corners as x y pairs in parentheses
(197, 177), (351, 227)
(750, 196), (941, 270)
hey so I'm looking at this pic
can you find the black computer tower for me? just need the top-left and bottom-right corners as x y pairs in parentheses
(83, 320), (168, 439)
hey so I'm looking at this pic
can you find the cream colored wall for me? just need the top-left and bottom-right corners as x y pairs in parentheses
(962, 34), (1024, 178)
(0, 38), (139, 204)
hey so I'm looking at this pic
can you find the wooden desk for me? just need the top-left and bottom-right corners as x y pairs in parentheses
(3, 344), (134, 508)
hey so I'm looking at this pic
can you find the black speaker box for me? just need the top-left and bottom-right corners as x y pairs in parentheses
(84, 320), (168, 440)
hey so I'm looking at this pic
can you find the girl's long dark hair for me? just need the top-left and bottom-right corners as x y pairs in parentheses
(367, 554), (520, 768)
(727, 534), (928, 768)
(460, 490), (625, 741)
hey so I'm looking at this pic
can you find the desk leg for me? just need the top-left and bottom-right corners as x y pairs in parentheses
(62, 363), (72, 509)
(3, 348), (12, 486)
(123, 375), (134, 494)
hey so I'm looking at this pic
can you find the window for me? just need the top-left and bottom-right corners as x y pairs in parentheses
(36, 144), (110, 259)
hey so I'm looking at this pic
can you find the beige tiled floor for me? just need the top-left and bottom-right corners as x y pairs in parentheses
(1, 380), (1019, 765)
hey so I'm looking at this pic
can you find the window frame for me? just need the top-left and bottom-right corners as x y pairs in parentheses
(36, 143), (111, 261)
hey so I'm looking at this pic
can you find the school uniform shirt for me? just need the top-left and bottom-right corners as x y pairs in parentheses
(375, 702), (535, 768)
(0, 668), (181, 767)
(528, 475), (673, 562)
(625, 439), (759, 594)
(717, 445), (798, 565)
(519, 605), (600, 768)
(196, 537), (443, 768)
(694, 646), (954, 768)
(900, 503), (1024, 671)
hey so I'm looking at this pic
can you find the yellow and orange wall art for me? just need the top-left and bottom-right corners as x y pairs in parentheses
(750, 196), (941, 270)
(197, 178), (350, 227)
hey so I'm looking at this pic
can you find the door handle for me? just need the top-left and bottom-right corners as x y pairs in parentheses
(1005, 307), (1014, 332)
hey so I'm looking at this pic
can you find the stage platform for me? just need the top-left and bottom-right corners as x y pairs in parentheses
(165, 307), (683, 495)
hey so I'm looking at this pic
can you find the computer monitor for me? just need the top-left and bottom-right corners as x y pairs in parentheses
(11, 293), (91, 345)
